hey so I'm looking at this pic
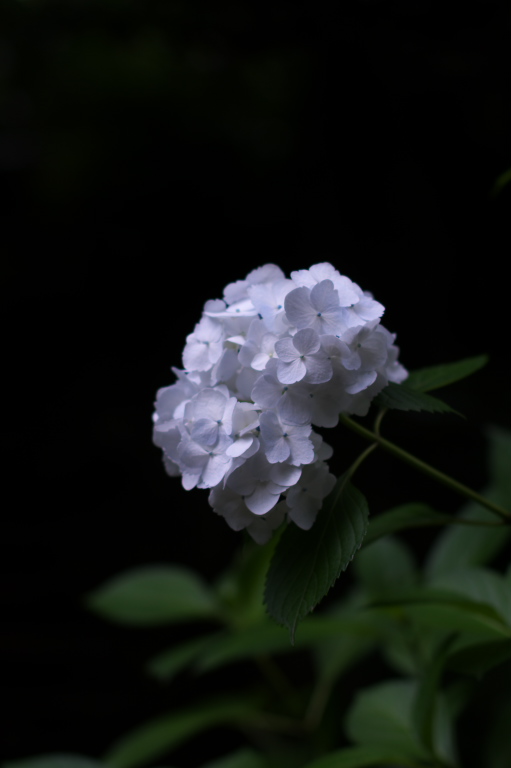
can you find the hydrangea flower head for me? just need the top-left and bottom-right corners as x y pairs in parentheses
(153, 263), (407, 543)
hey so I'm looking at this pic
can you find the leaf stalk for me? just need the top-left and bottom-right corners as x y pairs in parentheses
(339, 414), (511, 522)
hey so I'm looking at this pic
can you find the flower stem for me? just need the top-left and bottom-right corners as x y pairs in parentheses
(339, 414), (511, 522)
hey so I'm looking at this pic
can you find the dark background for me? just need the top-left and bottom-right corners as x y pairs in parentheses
(2, 0), (510, 763)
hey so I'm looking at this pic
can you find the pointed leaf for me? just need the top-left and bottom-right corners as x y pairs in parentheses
(264, 474), (369, 643)
(405, 355), (488, 392)
(374, 382), (459, 414)
(87, 566), (220, 626)
(103, 698), (260, 768)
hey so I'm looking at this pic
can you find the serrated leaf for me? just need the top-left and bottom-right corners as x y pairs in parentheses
(87, 566), (220, 626)
(302, 745), (418, 768)
(363, 503), (453, 547)
(345, 680), (429, 761)
(374, 382), (458, 414)
(264, 474), (369, 643)
(3, 758), (103, 768)
(103, 698), (259, 768)
(405, 355), (488, 392)
(199, 748), (267, 768)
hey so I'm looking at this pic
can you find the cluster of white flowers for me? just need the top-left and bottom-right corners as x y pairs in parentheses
(153, 263), (407, 543)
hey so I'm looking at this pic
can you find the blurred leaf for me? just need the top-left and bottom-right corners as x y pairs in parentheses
(199, 749), (267, 768)
(363, 503), (453, 547)
(425, 504), (511, 579)
(428, 567), (511, 625)
(405, 355), (488, 392)
(146, 632), (224, 682)
(446, 639), (511, 677)
(302, 745), (419, 768)
(374, 382), (458, 414)
(265, 474), (369, 643)
(426, 427), (511, 577)
(103, 698), (260, 768)
(87, 565), (220, 626)
(354, 535), (417, 599)
(313, 592), (378, 685)
(345, 680), (429, 762)
(396, 599), (510, 639)
(195, 615), (376, 673)
(412, 636), (456, 758)
(3, 758), (103, 768)
(215, 535), (280, 628)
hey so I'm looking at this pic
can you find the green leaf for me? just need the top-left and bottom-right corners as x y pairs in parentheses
(264, 474), (369, 643)
(195, 615), (377, 673)
(354, 535), (417, 599)
(86, 565), (220, 626)
(313, 592), (378, 685)
(103, 698), (259, 768)
(426, 504), (511, 578)
(428, 567), (511, 625)
(446, 639), (511, 677)
(393, 598), (510, 639)
(405, 355), (488, 392)
(215, 535), (280, 629)
(412, 637), (456, 758)
(426, 427), (511, 577)
(374, 382), (458, 414)
(146, 632), (224, 682)
(302, 745), (419, 768)
(199, 749), (267, 768)
(363, 503), (454, 547)
(345, 680), (429, 762)
(3, 758), (103, 768)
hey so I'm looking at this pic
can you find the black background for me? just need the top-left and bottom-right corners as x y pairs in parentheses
(2, 0), (510, 763)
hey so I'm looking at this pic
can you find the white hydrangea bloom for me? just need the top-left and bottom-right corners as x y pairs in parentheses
(153, 262), (407, 542)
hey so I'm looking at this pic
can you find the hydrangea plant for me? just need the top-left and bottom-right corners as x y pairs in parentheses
(152, 262), (407, 543)
(9, 263), (511, 768)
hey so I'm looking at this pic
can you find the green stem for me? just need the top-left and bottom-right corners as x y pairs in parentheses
(340, 414), (511, 522)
